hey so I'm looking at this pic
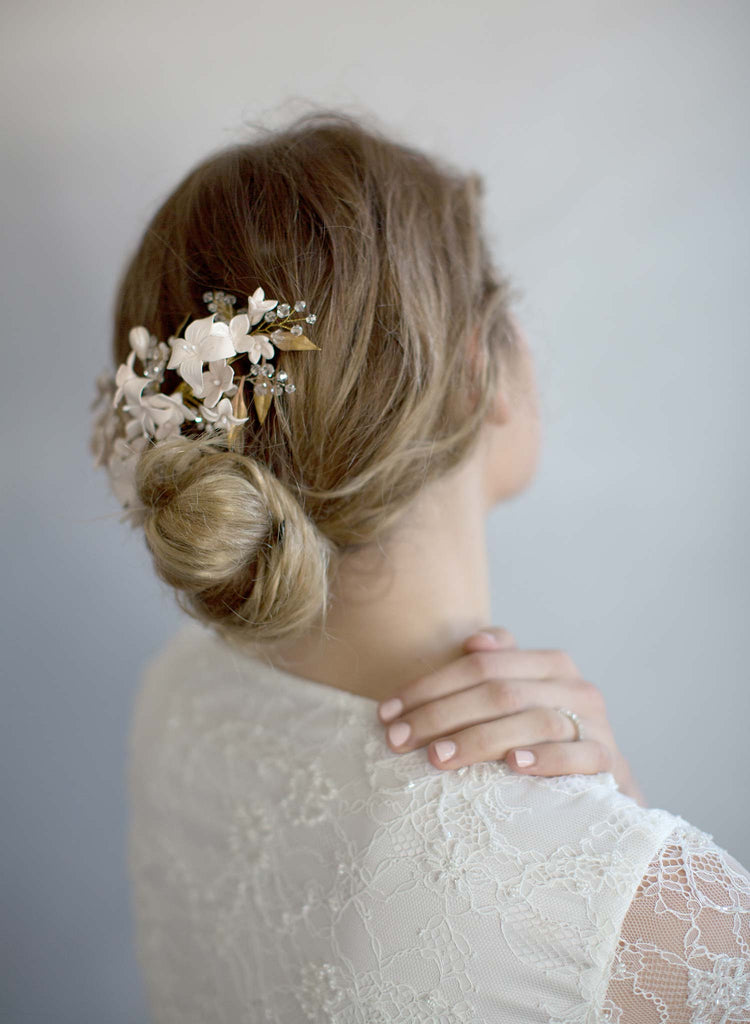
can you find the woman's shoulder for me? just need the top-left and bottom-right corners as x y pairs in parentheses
(131, 619), (687, 852)
(130, 619), (727, 902)
(127, 622), (750, 1019)
(356, 724), (688, 884)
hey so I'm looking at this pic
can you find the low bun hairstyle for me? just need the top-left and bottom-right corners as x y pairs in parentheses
(103, 108), (521, 652)
(135, 434), (334, 645)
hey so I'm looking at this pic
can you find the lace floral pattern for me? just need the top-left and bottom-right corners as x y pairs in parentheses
(127, 624), (750, 1023)
(603, 824), (750, 1023)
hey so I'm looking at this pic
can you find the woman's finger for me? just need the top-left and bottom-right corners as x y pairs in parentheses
(378, 647), (582, 722)
(387, 706), (582, 767)
(462, 627), (517, 652)
(505, 740), (614, 776)
(382, 676), (591, 753)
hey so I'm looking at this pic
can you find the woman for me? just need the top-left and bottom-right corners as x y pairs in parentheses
(91, 110), (750, 1021)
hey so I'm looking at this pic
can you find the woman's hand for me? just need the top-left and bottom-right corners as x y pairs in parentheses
(378, 627), (646, 806)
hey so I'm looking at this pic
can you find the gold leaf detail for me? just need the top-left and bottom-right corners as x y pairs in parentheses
(227, 423), (243, 448)
(254, 388), (273, 425)
(231, 375), (248, 420)
(227, 375), (248, 448)
(271, 334), (320, 352)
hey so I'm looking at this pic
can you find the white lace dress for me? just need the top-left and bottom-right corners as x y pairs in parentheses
(127, 622), (750, 1023)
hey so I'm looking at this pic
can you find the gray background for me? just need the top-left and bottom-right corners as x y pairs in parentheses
(2, 1), (748, 1020)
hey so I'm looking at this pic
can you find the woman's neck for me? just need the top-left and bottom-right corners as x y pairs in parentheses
(260, 455), (493, 703)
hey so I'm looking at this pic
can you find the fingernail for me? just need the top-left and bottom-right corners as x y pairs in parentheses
(379, 697), (403, 722)
(388, 721), (411, 747)
(473, 631), (501, 646)
(514, 749), (536, 767)
(434, 740), (456, 762)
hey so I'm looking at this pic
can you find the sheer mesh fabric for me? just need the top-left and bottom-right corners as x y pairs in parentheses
(604, 824), (750, 1022)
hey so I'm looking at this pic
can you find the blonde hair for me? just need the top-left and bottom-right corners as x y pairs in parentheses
(103, 110), (521, 650)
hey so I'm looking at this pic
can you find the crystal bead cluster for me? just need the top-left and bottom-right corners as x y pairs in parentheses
(91, 286), (320, 520)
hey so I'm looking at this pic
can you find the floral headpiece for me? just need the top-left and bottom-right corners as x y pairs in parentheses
(90, 287), (319, 523)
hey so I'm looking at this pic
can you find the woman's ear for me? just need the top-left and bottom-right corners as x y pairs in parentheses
(466, 323), (513, 427)
(487, 381), (512, 427)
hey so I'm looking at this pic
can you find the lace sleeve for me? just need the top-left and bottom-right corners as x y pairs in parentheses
(603, 822), (750, 1023)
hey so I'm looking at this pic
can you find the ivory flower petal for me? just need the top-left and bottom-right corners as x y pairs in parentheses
(108, 435), (148, 508)
(125, 416), (147, 442)
(200, 397), (248, 430)
(139, 392), (195, 440)
(128, 326), (153, 363)
(179, 358), (205, 393)
(199, 360), (235, 408)
(228, 313), (251, 353)
(114, 351), (150, 407)
(167, 314), (235, 392)
(244, 333), (275, 364)
(246, 288), (278, 326)
(197, 322), (235, 362)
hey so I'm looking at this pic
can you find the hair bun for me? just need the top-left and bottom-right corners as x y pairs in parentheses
(135, 435), (333, 646)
